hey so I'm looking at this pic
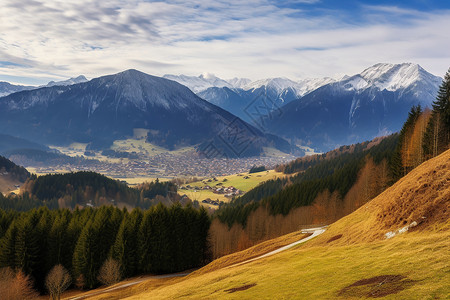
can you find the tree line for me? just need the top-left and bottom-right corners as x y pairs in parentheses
(0, 172), (178, 211)
(0, 203), (211, 294)
(216, 134), (398, 227)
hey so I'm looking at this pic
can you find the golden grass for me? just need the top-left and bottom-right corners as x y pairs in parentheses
(306, 149), (450, 248)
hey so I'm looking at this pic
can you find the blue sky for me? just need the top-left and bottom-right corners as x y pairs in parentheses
(0, 0), (449, 85)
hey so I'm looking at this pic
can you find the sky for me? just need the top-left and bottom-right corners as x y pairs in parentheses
(0, 0), (449, 85)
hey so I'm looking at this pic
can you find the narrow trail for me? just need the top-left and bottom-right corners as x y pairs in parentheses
(64, 226), (326, 299)
(226, 226), (327, 269)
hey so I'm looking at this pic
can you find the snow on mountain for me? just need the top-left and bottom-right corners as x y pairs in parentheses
(226, 77), (252, 88)
(342, 63), (442, 92)
(242, 77), (335, 98)
(264, 63), (442, 152)
(0, 82), (35, 97)
(0, 69), (295, 157)
(0, 75), (88, 97)
(295, 77), (336, 96)
(243, 77), (298, 93)
(45, 75), (88, 87)
(163, 73), (232, 93)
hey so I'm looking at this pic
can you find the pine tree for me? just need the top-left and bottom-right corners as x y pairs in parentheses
(0, 220), (18, 269)
(14, 211), (41, 286)
(112, 209), (142, 277)
(72, 220), (97, 289)
(423, 68), (450, 157)
(391, 105), (422, 181)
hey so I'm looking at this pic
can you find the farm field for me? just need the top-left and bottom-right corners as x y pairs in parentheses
(179, 169), (288, 205)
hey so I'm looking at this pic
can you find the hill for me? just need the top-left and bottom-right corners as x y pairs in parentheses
(0, 134), (49, 155)
(97, 149), (449, 300)
(0, 155), (30, 194)
(0, 69), (294, 158)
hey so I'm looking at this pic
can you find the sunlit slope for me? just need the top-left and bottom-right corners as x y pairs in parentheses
(119, 150), (449, 300)
(306, 148), (449, 247)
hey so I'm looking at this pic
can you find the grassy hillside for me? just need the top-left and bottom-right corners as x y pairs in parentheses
(0, 155), (30, 194)
(86, 149), (449, 300)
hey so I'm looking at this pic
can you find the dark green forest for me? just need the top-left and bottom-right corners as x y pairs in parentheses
(0, 204), (210, 292)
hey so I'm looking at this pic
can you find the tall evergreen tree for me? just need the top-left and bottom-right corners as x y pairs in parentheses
(391, 105), (422, 181)
(14, 211), (41, 282)
(0, 219), (18, 269)
(423, 68), (450, 157)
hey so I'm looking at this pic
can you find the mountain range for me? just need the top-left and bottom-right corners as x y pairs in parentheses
(0, 75), (87, 97)
(0, 63), (442, 156)
(0, 70), (294, 158)
(168, 63), (441, 151)
(264, 63), (442, 151)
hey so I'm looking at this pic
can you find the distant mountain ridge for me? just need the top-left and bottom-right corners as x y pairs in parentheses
(0, 81), (35, 97)
(0, 69), (295, 158)
(264, 63), (442, 151)
(0, 75), (88, 97)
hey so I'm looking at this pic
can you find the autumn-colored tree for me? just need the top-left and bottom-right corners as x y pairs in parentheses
(97, 258), (121, 286)
(45, 264), (71, 300)
(0, 268), (38, 300)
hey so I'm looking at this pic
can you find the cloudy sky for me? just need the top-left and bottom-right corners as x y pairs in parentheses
(1, 0), (449, 85)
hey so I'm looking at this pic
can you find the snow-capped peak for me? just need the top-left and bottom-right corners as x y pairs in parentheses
(163, 74), (232, 93)
(243, 77), (335, 97)
(45, 75), (88, 87)
(226, 77), (252, 89)
(243, 77), (298, 93)
(359, 63), (439, 91)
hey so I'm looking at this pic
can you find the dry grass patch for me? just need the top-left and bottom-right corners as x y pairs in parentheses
(338, 275), (415, 298)
(224, 283), (257, 293)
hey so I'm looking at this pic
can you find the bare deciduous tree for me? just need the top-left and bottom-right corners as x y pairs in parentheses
(45, 264), (72, 300)
(97, 258), (121, 286)
(0, 267), (38, 300)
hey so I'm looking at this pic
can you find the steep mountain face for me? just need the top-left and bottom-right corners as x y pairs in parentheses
(0, 82), (35, 97)
(0, 70), (294, 157)
(265, 63), (442, 151)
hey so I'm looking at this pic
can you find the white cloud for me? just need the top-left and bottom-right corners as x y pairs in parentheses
(0, 0), (449, 85)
